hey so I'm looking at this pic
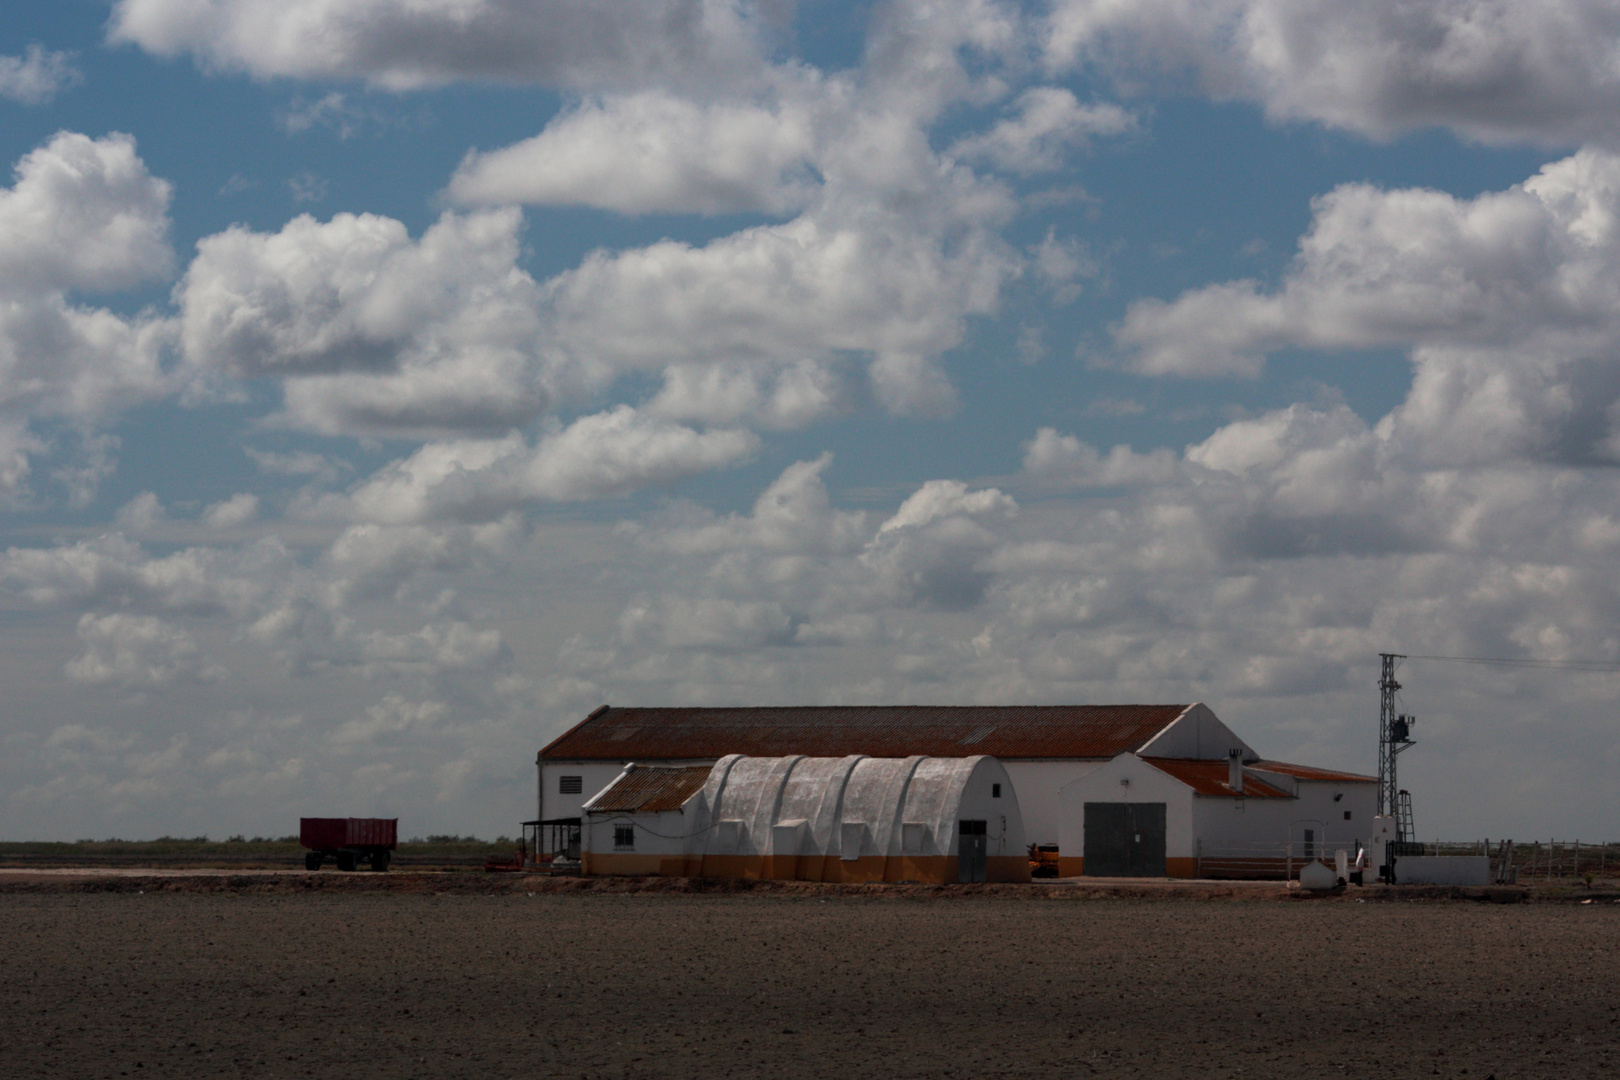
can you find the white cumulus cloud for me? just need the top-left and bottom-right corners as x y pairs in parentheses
(108, 0), (776, 92)
(177, 208), (552, 436)
(65, 613), (223, 688)
(951, 87), (1135, 173)
(0, 131), (173, 294)
(877, 479), (1017, 533)
(1116, 148), (1620, 472)
(330, 695), (448, 746)
(1022, 428), (1180, 488)
(0, 133), (176, 495)
(314, 407), (759, 524)
(0, 45), (82, 105)
(448, 91), (820, 215)
(204, 493), (260, 529)
(547, 205), (1016, 418)
(1047, 0), (1620, 148)
(437, 0), (1037, 421)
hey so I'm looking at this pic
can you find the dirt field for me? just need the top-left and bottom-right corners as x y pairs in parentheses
(1, 878), (1615, 1079)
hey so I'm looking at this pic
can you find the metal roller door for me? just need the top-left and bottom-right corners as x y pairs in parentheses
(1083, 802), (1166, 877)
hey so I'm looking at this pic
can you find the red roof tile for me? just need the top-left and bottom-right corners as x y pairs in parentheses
(1252, 760), (1377, 783)
(584, 765), (712, 813)
(1142, 758), (1293, 799)
(541, 705), (1192, 762)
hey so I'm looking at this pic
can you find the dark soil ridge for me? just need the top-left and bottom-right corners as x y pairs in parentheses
(2, 870), (1607, 903)
(0, 852), (492, 868)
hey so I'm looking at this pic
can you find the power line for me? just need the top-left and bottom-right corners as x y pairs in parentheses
(1407, 654), (1620, 673)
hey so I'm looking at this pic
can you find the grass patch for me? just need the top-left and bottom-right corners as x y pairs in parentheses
(0, 835), (519, 861)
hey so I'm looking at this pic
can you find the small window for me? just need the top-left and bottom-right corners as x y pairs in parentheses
(1303, 829), (1315, 860)
(559, 775), (582, 794)
(1344, 810), (1352, 821)
(614, 824), (634, 850)
(992, 783), (1001, 798)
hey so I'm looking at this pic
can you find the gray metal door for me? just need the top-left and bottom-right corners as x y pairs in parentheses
(1084, 802), (1167, 877)
(1126, 803), (1166, 876)
(957, 820), (987, 882)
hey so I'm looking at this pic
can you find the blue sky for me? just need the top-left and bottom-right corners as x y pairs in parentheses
(3, 0), (1619, 841)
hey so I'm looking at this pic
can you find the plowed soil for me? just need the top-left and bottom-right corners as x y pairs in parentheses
(1, 879), (1615, 1079)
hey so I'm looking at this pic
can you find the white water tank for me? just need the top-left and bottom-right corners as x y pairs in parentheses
(1299, 861), (1338, 890)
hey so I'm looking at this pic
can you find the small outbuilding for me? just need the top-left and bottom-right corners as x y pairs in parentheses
(1057, 752), (1378, 878)
(581, 754), (1029, 884)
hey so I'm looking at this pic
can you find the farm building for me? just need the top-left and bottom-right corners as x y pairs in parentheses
(1056, 752), (1377, 878)
(578, 754), (1028, 884)
(539, 704), (1377, 878)
(541, 703), (1255, 844)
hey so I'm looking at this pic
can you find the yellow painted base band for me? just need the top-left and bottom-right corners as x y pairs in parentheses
(582, 853), (667, 876)
(987, 856), (1032, 883)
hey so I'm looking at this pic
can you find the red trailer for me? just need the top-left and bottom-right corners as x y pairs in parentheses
(300, 818), (397, 872)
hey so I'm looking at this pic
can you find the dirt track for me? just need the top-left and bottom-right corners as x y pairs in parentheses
(1, 880), (1615, 1079)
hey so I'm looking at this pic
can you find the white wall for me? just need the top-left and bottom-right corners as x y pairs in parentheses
(583, 806), (695, 857)
(1191, 791), (1300, 855)
(1003, 760), (1104, 846)
(948, 757), (1026, 859)
(539, 761), (657, 824)
(1287, 780), (1377, 858)
(1136, 703), (1258, 761)
(1058, 754), (1197, 861)
(1200, 773), (1377, 859)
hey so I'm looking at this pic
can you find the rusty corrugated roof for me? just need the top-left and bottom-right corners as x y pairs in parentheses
(584, 765), (712, 813)
(1142, 758), (1293, 799)
(1252, 760), (1377, 783)
(541, 705), (1191, 761)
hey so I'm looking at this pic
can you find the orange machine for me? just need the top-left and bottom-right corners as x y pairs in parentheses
(484, 837), (528, 872)
(1027, 843), (1060, 878)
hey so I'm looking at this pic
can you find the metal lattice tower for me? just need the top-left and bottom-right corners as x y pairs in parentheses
(1378, 652), (1417, 840)
(1395, 790), (1416, 845)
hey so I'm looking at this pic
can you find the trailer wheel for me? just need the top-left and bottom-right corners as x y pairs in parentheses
(371, 850), (390, 872)
(304, 852), (322, 871)
(336, 852), (356, 872)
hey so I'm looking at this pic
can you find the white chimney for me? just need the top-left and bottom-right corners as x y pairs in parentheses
(1228, 748), (1243, 793)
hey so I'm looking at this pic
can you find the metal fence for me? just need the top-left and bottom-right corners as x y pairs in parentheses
(1195, 837), (1620, 882)
(1194, 837), (1359, 881)
(1401, 839), (1620, 884)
